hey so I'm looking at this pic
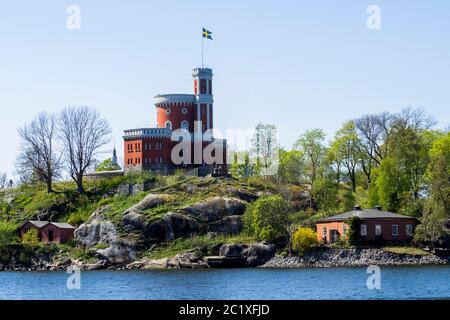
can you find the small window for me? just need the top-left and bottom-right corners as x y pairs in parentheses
(165, 121), (172, 130)
(360, 225), (367, 236)
(406, 224), (413, 237)
(323, 227), (327, 237)
(392, 224), (399, 236)
(182, 107), (188, 115)
(181, 120), (189, 131)
(375, 224), (382, 236)
(165, 108), (172, 115)
(200, 79), (206, 94)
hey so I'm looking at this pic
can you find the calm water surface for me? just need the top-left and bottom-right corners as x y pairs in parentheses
(0, 266), (449, 300)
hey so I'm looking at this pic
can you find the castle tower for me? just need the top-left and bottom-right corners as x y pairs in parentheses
(192, 68), (213, 135)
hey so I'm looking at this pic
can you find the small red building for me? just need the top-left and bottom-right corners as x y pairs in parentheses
(316, 206), (418, 244)
(20, 221), (75, 244)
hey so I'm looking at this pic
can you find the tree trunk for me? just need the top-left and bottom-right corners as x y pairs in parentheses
(46, 179), (53, 193)
(351, 174), (356, 193)
(76, 174), (84, 193)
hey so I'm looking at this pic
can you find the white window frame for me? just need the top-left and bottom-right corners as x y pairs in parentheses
(182, 107), (188, 115)
(323, 227), (327, 237)
(375, 224), (382, 236)
(406, 224), (413, 237)
(165, 108), (172, 115)
(360, 224), (367, 236)
(392, 224), (399, 236)
(181, 120), (189, 131)
(165, 121), (172, 130)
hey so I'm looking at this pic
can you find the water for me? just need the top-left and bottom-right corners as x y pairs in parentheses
(0, 266), (449, 300)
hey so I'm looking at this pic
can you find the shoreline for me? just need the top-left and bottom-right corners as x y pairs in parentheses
(1, 247), (448, 272)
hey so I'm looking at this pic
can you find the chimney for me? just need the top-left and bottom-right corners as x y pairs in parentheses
(353, 205), (361, 211)
(374, 205), (382, 211)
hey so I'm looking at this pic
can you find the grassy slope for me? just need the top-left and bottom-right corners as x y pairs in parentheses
(382, 246), (431, 256)
(0, 173), (277, 260)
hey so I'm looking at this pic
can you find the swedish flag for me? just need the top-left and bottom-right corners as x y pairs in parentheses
(202, 28), (213, 40)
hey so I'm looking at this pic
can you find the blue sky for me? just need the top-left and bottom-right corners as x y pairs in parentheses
(1, 0), (449, 178)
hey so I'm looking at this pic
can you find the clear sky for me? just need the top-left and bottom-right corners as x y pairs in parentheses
(1, 0), (449, 178)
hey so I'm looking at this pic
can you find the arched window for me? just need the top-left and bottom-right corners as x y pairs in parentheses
(181, 120), (189, 131)
(165, 121), (172, 130)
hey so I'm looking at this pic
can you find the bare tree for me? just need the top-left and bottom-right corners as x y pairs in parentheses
(0, 172), (7, 189)
(59, 106), (111, 193)
(395, 106), (436, 131)
(251, 123), (279, 177)
(355, 111), (394, 166)
(17, 112), (61, 193)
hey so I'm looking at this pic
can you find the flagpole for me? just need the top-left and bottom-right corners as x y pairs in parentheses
(201, 28), (204, 68)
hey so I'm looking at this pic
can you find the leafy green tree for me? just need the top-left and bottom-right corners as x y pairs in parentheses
(330, 121), (361, 192)
(0, 221), (18, 247)
(294, 129), (326, 187)
(427, 132), (450, 213)
(230, 151), (259, 178)
(313, 166), (339, 214)
(414, 206), (447, 249)
(346, 216), (361, 245)
(370, 156), (404, 212)
(277, 149), (305, 184)
(96, 158), (120, 172)
(243, 195), (289, 242)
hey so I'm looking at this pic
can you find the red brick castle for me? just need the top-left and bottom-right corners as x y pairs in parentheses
(123, 67), (227, 174)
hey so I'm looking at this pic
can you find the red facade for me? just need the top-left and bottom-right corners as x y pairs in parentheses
(123, 67), (227, 173)
(20, 221), (75, 244)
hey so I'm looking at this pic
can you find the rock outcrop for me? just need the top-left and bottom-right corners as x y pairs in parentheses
(183, 197), (246, 222)
(260, 248), (449, 268)
(126, 250), (208, 270)
(219, 243), (276, 267)
(74, 205), (137, 265)
(202, 215), (243, 235)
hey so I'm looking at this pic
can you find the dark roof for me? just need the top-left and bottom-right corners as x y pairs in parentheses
(50, 222), (76, 229)
(25, 221), (49, 228)
(21, 221), (75, 229)
(317, 209), (417, 223)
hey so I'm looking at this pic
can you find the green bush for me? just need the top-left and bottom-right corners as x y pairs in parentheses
(346, 216), (361, 245)
(243, 195), (289, 241)
(21, 228), (40, 247)
(0, 221), (19, 247)
(292, 227), (317, 255)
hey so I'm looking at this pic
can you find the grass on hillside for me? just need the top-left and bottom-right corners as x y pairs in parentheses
(0, 172), (279, 229)
(144, 234), (257, 259)
(383, 246), (431, 256)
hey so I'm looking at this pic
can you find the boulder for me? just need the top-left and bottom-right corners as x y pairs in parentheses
(74, 207), (117, 248)
(96, 238), (137, 264)
(74, 205), (138, 264)
(126, 250), (207, 270)
(226, 187), (258, 202)
(124, 193), (173, 215)
(219, 243), (276, 267)
(144, 212), (200, 243)
(183, 197), (246, 222)
(202, 216), (243, 235)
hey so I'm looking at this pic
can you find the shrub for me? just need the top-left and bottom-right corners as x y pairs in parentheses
(243, 195), (289, 241)
(292, 227), (317, 255)
(346, 216), (361, 245)
(0, 221), (19, 247)
(21, 228), (40, 247)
